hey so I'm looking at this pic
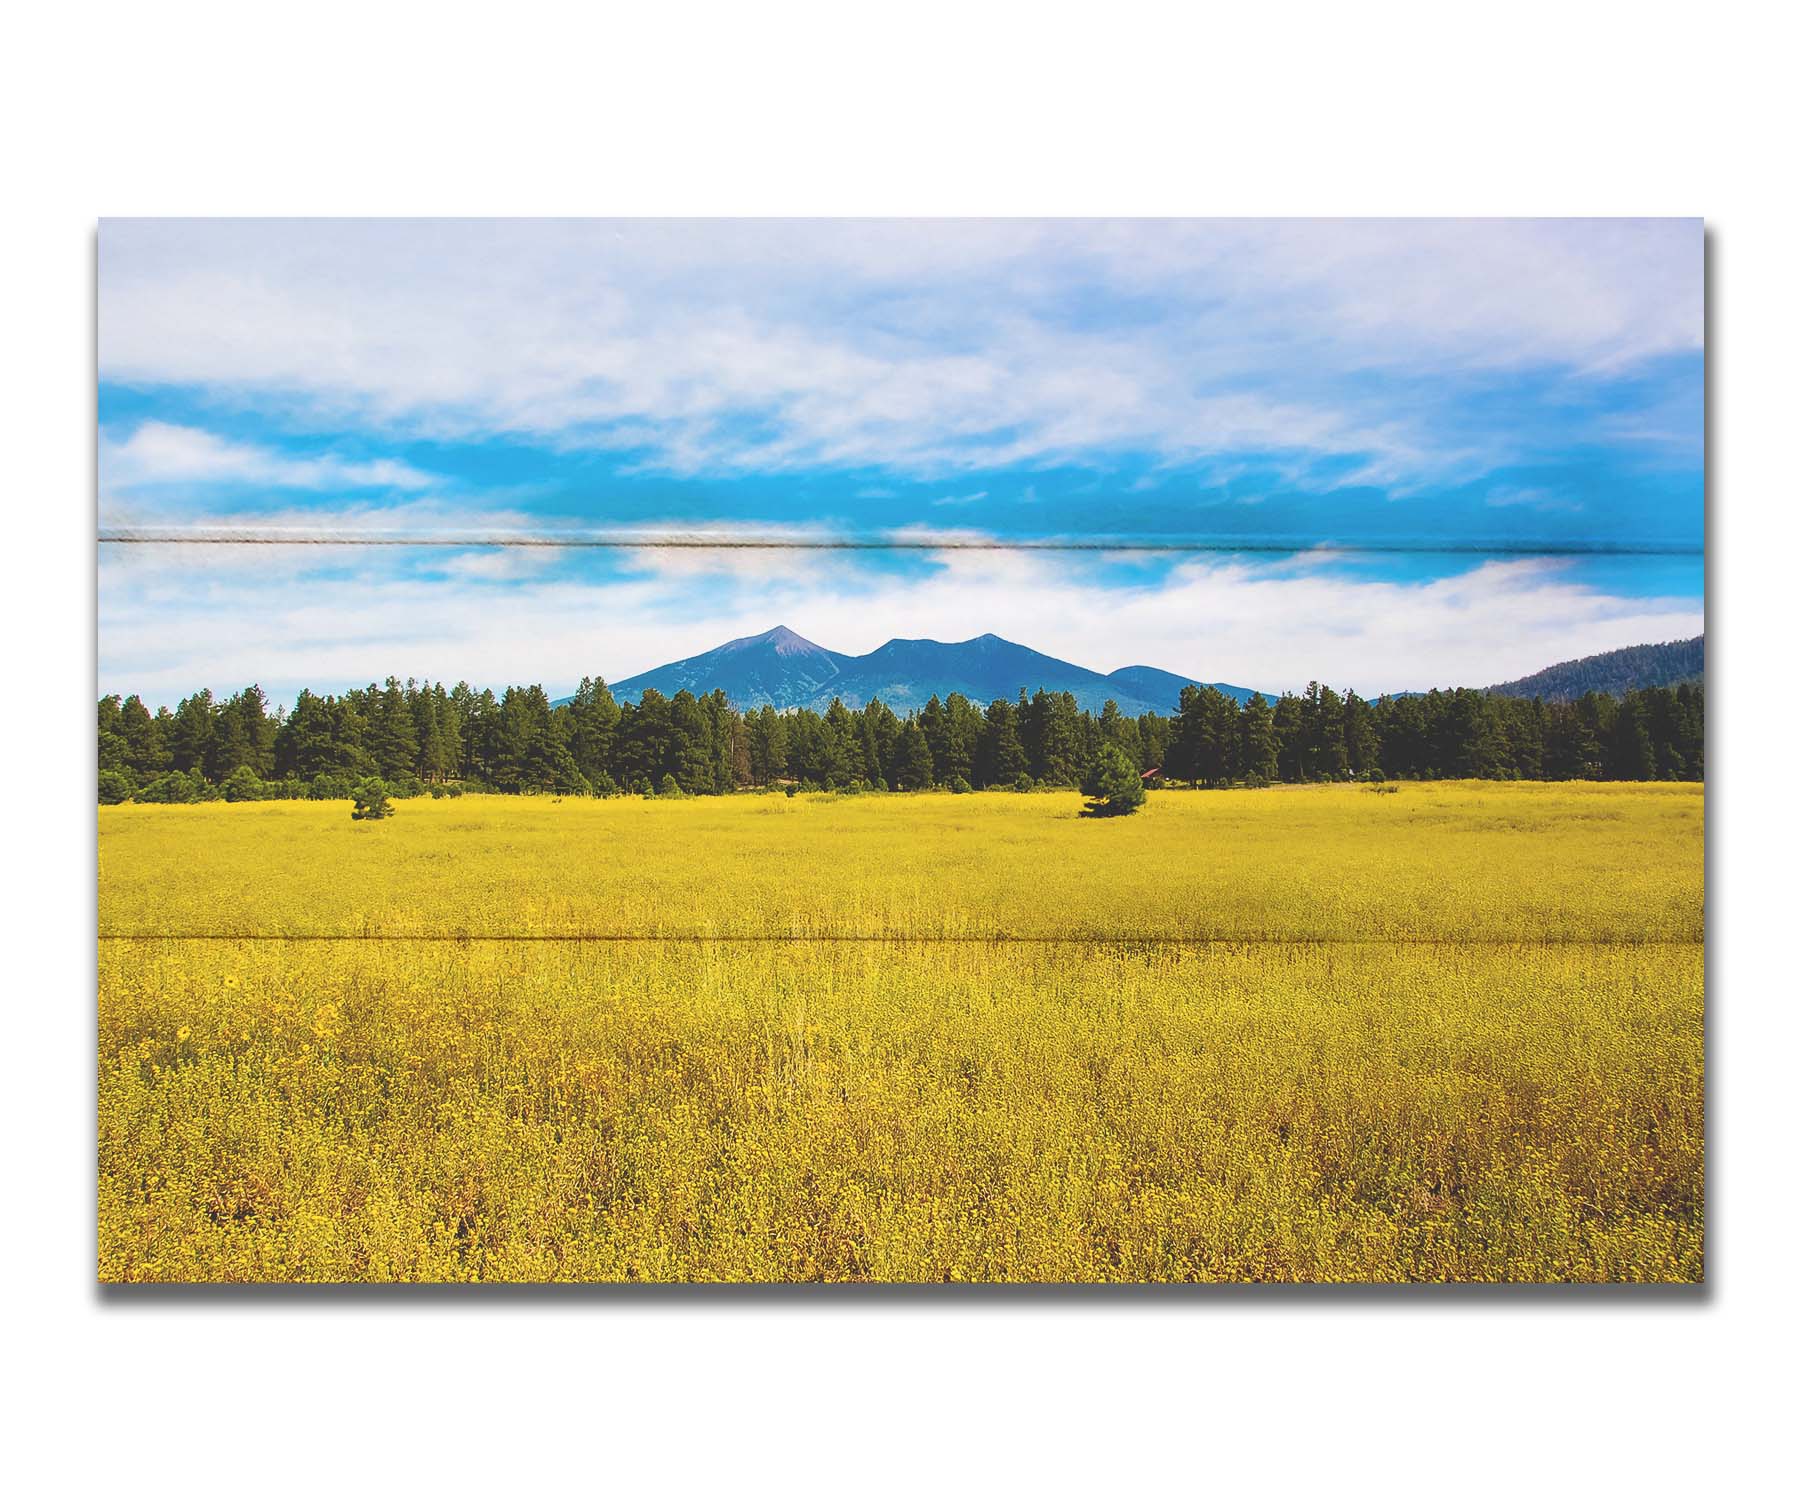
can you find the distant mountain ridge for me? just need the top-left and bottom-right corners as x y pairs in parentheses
(593, 626), (1263, 716)
(1486, 636), (1704, 702)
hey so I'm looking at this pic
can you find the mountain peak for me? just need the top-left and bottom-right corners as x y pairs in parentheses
(724, 625), (827, 656)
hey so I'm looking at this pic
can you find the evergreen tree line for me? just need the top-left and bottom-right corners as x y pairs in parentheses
(97, 674), (1704, 804)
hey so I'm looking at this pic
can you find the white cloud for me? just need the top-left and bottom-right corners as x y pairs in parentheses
(435, 550), (559, 582)
(98, 219), (1701, 484)
(101, 421), (434, 493)
(98, 522), (1702, 708)
(1485, 484), (1582, 513)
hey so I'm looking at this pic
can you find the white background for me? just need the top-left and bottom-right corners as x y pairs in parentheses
(4, 2), (1795, 1494)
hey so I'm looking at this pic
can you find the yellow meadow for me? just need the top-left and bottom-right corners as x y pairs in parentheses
(98, 783), (1703, 1282)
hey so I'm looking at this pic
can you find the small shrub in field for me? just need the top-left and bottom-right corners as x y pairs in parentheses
(98, 769), (133, 805)
(1012, 772), (1035, 793)
(1080, 745), (1146, 817)
(659, 774), (685, 799)
(949, 776), (973, 794)
(136, 770), (213, 804)
(350, 778), (393, 821)
(220, 766), (266, 803)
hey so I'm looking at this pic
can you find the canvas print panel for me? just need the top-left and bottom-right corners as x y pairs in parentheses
(97, 219), (1703, 1283)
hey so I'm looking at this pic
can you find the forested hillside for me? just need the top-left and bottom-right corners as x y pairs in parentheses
(98, 671), (1704, 803)
(1488, 637), (1703, 702)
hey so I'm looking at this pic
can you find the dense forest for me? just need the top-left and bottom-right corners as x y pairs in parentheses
(98, 671), (1705, 803)
(1487, 636), (1703, 702)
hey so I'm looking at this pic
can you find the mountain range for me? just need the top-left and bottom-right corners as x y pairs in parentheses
(1486, 636), (1704, 703)
(563, 626), (1706, 716)
(594, 626), (1262, 716)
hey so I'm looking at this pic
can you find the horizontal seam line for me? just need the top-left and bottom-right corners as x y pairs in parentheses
(96, 933), (1701, 946)
(94, 532), (1704, 557)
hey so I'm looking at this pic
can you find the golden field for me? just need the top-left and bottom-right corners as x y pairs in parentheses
(98, 783), (1704, 1282)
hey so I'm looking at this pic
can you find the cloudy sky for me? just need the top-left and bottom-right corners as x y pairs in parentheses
(98, 218), (1703, 707)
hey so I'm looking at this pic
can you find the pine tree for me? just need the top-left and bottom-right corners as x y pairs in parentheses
(523, 719), (585, 792)
(784, 710), (826, 786)
(1030, 691), (1084, 785)
(918, 696), (951, 776)
(615, 690), (673, 792)
(568, 676), (621, 786)
(412, 687), (447, 781)
(823, 699), (867, 787)
(940, 694), (982, 784)
(276, 690), (341, 778)
(1136, 711), (1171, 773)
(98, 696), (129, 776)
(747, 705), (789, 784)
(366, 677), (421, 779)
(1237, 693), (1279, 784)
(892, 721), (935, 790)
(350, 777), (393, 820)
(975, 698), (1029, 787)
(1343, 691), (1381, 776)
(449, 682), (485, 778)
(1272, 694), (1305, 781)
(700, 690), (739, 791)
(117, 694), (167, 781)
(861, 698), (902, 786)
(169, 690), (216, 775)
(1080, 742), (1146, 817)
(1096, 699), (1143, 769)
(433, 684), (464, 780)
(1300, 682), (1349, 779)
(490, 685), (551, 790)
(668, 691), (717, 793)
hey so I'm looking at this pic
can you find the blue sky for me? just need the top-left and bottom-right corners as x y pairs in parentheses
(98, 219), (1703, 706)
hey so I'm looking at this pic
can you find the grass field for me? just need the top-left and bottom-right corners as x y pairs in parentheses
(98, 783), (1704, 1282)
